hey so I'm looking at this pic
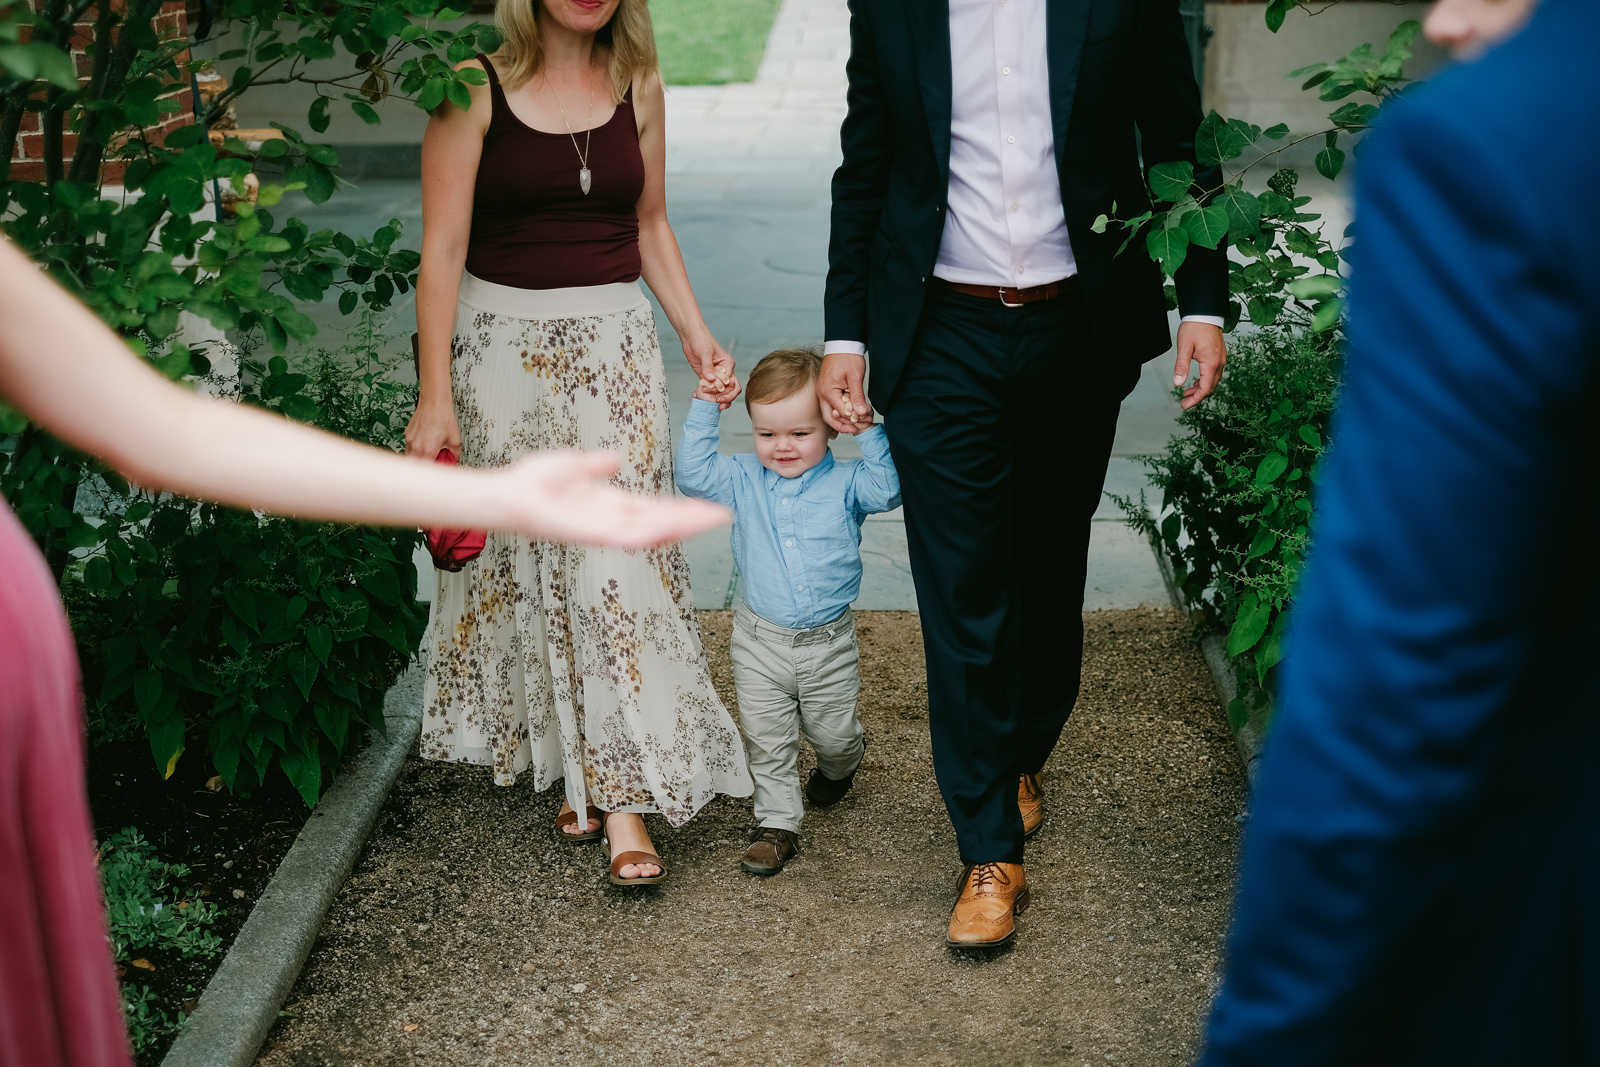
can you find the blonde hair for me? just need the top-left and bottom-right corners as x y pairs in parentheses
(492, 0), (659, 103)
(745, 347), (824, 411)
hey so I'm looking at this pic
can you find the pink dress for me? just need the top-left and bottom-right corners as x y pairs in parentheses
(0, 500), (131, 1066)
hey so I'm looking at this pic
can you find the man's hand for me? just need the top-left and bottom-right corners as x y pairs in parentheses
(1173, 321), (1227, 410)
(817, 350), (873, 434)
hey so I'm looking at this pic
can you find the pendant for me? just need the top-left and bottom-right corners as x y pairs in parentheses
(579, 167), (592, 195)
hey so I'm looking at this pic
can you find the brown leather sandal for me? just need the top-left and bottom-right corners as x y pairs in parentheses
(602, 812), (667, 886)
(554, 803), (603, 843)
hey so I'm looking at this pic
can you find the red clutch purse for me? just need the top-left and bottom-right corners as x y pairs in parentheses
(426, 448), (487, 572)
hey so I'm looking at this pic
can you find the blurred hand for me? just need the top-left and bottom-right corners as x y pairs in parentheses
(1173, 321), (1227, 410)
(501, 452), (730, 547)
(817, 350), (872, 434)
(405, 395), (462, 459)
(682, 330), (740, 409)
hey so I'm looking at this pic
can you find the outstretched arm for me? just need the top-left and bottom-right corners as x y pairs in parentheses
(672, 396), (739, 508)
(0, 238), (729, 549)
(844, 423), (901, 514)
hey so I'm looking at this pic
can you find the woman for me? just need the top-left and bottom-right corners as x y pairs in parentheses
(404, 0), (752, 883)
(0, 235), (728, 1067)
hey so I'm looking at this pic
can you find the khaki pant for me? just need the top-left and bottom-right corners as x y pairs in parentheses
(731, 601), (866, 833)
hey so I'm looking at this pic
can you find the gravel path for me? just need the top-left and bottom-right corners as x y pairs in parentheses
(256, 608), (1244, 1067)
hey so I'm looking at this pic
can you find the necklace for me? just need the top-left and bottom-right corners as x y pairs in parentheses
(551, 77), (595, 196)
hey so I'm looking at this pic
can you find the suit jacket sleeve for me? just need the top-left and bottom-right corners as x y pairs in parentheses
(1136, 0), (1228, 319)
(824, 0), (894, 347)
(1198, 94), (1589, 1065)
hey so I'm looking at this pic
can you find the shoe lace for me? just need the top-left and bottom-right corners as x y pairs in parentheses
(752, 827), (789, 845)
(967, 862), (1011, 890)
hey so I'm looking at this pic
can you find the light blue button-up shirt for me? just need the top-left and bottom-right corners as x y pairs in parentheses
(674, 397), (902, 630)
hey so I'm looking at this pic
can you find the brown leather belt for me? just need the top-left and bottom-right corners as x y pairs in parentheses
(930, 275), (1078, 306)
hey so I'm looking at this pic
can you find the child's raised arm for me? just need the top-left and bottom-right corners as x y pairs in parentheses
(845, 423), (902, 515)
(673, 397), (740, 508)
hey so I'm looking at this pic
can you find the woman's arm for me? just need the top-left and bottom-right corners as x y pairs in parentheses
(404, 58), (492, 460)
(0, 238), (729, 548)
(632, 69), (740, 408)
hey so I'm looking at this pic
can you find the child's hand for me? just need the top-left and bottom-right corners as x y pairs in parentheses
(693, 381), (718, 403)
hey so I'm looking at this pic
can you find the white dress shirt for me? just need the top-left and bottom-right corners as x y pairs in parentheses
(826, 0), (1221, 357)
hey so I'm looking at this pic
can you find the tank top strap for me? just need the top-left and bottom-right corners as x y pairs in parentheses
(476, 53), (506, 113)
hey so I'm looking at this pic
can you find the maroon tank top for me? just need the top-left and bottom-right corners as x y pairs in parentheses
(466, 55), (645, 290)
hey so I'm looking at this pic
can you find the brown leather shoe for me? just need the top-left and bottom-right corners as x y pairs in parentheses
(946, 861), (1030, 949)
(740, 827), (799, 876)
(1019, 773), (1044, 838)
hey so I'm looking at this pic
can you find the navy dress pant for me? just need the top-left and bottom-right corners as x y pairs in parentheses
(884, 286), (1123, 864)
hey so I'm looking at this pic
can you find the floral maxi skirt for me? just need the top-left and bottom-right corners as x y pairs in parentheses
(419, 274), (752, 826)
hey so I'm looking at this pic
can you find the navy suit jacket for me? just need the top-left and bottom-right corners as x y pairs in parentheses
(823, 0), (1229, 410)
(1200, 3), (1600, 1064)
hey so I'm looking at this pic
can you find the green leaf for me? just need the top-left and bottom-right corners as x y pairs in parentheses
(134, 668), (163, 718)
(1312, 296), (1344, 333)
(1181, 203), (1229, 250)
(1215, 186), (1261, 241)
(1298, 424), (1323, 449)
(148, 713), (185, 781)
(1288, 274), (1343, 301)
(418, 78), (446, 112)
(1262, 123), (1290, 140)
(1148, 160), (1194, 203)
(298, 37), (336, 61)
(279, 742), (322, 808)
(289, 648), (318, 701)
(1255, 451), (1290, 487)
(1227, 594), (1272, 657)
(445, 77), (472, 113)
(1264, 0), (1292, 33)
(351, 100), (381, 125)
(83, 555), (113, 592)
(1246, 525), (1278, 561)
(307, 623), (334, 666)
(1246, 294), (1286, 326)
(1145, 226), (1189, 275)
(1315, 145), (1346, 181)
(314, 699), (349, 752)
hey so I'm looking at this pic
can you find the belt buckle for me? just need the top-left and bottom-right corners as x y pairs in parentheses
(998, 286), (1024, 309)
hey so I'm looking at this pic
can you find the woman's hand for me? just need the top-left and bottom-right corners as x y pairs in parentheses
(681, 329), (740, 409)
(501, 451), (730, 547)
(405, 396), (462, 459)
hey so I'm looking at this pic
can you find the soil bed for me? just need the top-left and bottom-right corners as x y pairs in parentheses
(256, 608), (1245, 1066)
(87, 741), (315, 1064)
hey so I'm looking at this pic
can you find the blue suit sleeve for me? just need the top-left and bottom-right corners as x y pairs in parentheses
(672, 398), (739, 509)
(845, 424), (902, 515)
(1200, 97), (1589, 1064)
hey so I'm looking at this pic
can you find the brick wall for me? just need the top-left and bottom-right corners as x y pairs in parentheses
(8, 1), (195, 184)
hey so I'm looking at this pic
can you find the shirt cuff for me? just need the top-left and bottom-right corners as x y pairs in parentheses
(1180, 315), (1226, 330)
(823, 340), (867, 357)
(687, 396), (722, 423)
(855, 422), (889, 452)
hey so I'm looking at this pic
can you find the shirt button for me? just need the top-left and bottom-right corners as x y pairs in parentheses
(1015, 265), (1025, 274)
(1011, 202), (1021, 213)
(1007, 134), (1017, 144)
(1001, 66), (1011, 75)
(785, 539), (794, 547)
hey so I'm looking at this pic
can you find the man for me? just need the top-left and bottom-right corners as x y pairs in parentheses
(818, 0), (1228, 949)
(1199, 0), (1600, 1063)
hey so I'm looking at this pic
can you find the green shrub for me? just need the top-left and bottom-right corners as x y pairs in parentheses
(2, 0), (489, 798)
(1106, 16), (1424, 729)
(1115, 331), (1339, 725)
(99, 827), (223, 1055)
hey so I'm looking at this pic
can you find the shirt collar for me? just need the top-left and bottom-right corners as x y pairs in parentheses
(764, 449), (835, 491)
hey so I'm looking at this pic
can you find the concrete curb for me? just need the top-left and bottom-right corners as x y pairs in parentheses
(1146, 531), (1263, 787)
(161, 664), (424, 1067)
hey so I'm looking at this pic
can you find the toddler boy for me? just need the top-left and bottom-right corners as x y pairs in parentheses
(675, 347), (901, 875)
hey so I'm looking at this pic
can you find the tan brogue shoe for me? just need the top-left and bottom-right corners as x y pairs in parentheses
(1019, 773), (1044, 837)
(946, 861), (1030, 949)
